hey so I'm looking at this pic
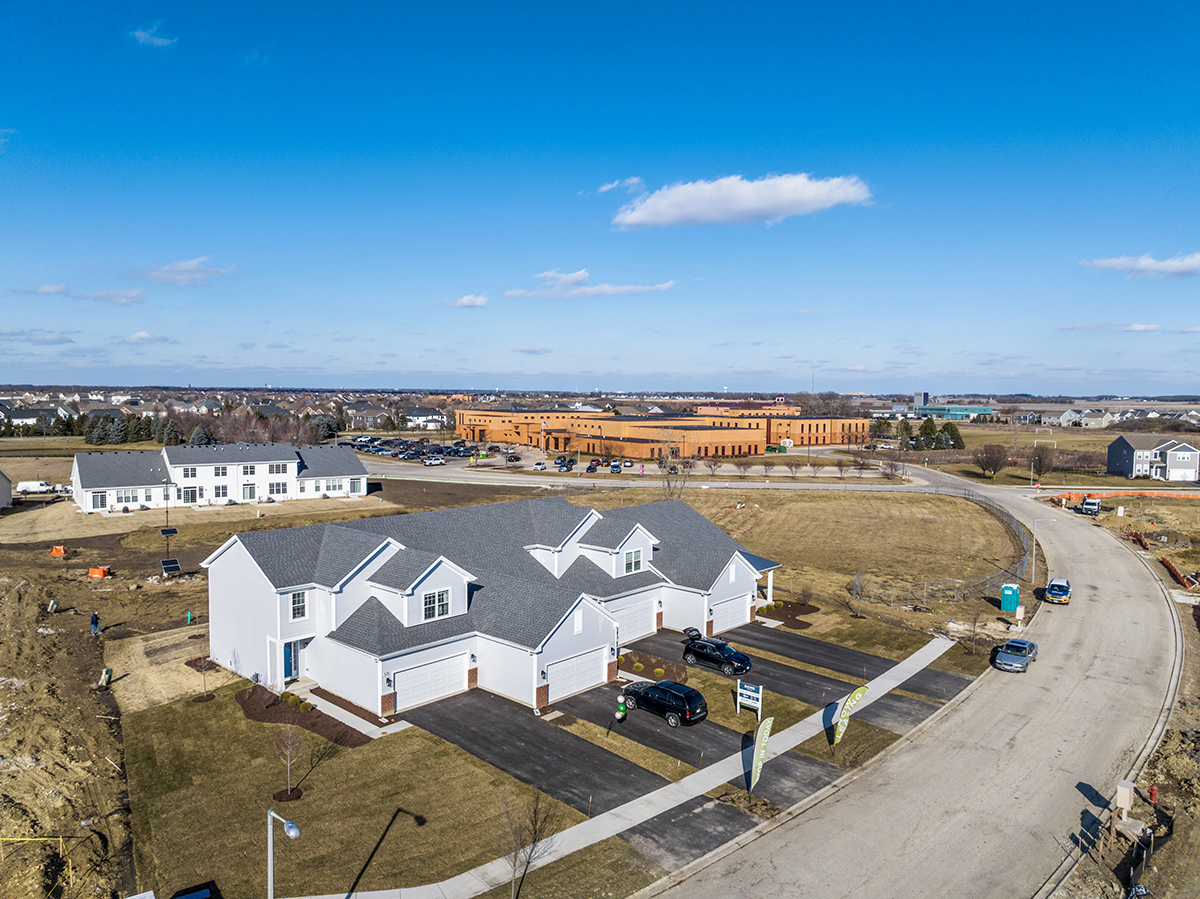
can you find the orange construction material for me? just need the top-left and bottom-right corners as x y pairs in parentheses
(49, 545), (66, 557)
(87, 566), (110, 579)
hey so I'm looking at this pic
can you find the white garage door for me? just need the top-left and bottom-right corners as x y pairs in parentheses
(711, 597), (749, 635)
(612, 601), (656, 644)
(392, 655), (467, 711)
(548, 648), (605, 702)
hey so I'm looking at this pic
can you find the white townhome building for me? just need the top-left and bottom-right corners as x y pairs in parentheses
(71, 443), (368, 513)
(202, 496), (779, 715)
(1107, 435), (1200, 482)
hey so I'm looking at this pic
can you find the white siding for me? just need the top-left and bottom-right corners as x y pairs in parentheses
(660, 586), (705, 631)
(306, 638), (380, 713)
(391, 654), (468, 711)
(711, 595), (751, 634)
(207, 540), (281, 685)
(540, 599), (616, 669)
(476, 637), (534, 704)
(609, 598), (656, 644)
(548, 648), (605, 702)
(401, 564), (470, 626)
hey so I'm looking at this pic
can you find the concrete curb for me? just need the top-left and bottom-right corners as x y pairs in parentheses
(1033, 529), (1185, 899)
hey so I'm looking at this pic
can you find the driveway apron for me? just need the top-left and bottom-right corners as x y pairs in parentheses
(631, 631), (938, 735)
(557, 684), (842, 809)
(402, 689), (757, 870)
(724, 623), (973, 700)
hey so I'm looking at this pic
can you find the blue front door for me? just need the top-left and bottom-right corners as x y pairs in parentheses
(283, 642), (294, 679)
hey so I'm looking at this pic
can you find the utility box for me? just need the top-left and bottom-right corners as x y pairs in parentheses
(1000, 583), (1020, 613)
(1116, 780), (1136, 814)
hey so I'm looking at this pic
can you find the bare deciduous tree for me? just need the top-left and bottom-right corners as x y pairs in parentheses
(274, 722), (307, 796)
(834, 458), (849, 479)
(807, 459), (826, 478)
(733, 459), (752, 478)
(196, 655), (216, 698)
(853, 452), (870, 478)
(973, 444), (1009, 479)
(1031, 445), (1057, 480)
(704, 458), (722, 477)
(881, 455), (902, 479)
(656, 430), (693, 499)
(500, 790), (562, 899)
(786, 460), (803, 478)
(761, 459), (776, 478)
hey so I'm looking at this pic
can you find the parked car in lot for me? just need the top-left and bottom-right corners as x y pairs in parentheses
(992, 638), (1038, 672)
(506, 454), (521, 462)
(1044, 578), (1071, 604)
(624, 459), (634, 467)
(585, 463), (598, 473)
(487, 445), (501, 453)
(620, 681), (708, 727)
(532, 461), (547, 471)
(558, 465), (571, 472)
(681, 630), (752, 676)
(610, 463), (621, 473)
(422, 456), (446, 466)
(554, 456), (567, 466)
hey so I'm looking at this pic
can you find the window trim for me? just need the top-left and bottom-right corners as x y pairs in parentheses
(291, 591), (307, 620)
(623, 548), (642, 574)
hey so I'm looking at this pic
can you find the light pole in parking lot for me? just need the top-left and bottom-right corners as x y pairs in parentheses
(1031, 518), (1057, 587)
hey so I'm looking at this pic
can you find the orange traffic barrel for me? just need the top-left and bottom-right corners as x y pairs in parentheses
(49, 545), (66, 556)
(87, 566), (110, 578)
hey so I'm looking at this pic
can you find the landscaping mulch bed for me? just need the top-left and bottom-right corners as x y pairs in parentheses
(235, 684), (371, 748)
(311, 686), (395, 725)
(763, 599), (820, 629)
(273, 787), (303, 802)
(617, 649), (688, 683)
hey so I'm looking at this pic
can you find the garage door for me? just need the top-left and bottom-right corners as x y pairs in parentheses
(612, 601), (656, 644)
(547, 648), (605, 702)
(392, 655), (467, 711)
(711, 597), (749, 635)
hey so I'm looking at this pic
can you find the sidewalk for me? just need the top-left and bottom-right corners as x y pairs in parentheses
(288, 636), (955, 899)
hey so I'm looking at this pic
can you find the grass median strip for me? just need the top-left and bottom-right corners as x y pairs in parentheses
(125, 681), (584, 898)
(477, 835), (664, 899)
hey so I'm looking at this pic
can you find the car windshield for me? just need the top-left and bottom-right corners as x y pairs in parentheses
(1002, 643), (1030, 657)
(714, 644), (738, 658)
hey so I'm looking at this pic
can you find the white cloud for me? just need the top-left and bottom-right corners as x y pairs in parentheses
(1082, 252), (1200, 278)
(135, 256), (234, 286)
(12, 284), (68, 295)
(85, 289), (144, 305)
(598, 177), (645, 194)
(513, 346), (552, 355)
(1180, 326), (1200, 333)
(437, 294), (488, 308)
(1123, 323), (1161, 331)
(0, 128), (15, 150)
(0, 328), (75, 345)
(610, 172), (872, 228)
(125, 331), (169, 344)
(132, 25), (176, 47)
(504, 269), (674, 299)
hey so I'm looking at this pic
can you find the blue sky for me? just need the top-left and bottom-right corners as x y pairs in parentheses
(2, 2), (1198, 395)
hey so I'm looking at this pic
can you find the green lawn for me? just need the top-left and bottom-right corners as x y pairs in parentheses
(124, 683), (586, 898)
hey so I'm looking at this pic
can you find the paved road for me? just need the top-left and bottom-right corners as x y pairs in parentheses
(649, 487), (1179, 899)
(631, 631), (939, 735)
(403, 689), (757, 871)
(723, 623), (973, 701)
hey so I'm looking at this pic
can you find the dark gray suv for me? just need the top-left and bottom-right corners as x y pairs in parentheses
(620, 681), (707, 727)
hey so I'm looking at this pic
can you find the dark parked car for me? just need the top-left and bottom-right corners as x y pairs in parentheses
(992, 638), (1039, 673)
(620, 681), (707, 727)
(610, 463), (621, 473)
(555, 456), (567, 466)
(487, 445), (501, 452)
(586, 463), (598, 473)
(682, 634), (752, 676)
(506, 454), (521, 462)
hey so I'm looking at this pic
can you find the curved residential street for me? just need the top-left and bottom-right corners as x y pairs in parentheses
(362, 455), (1182, 898)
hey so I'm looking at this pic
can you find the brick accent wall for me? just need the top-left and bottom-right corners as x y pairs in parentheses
(656, 611), (663, 629)
(705, 620), (714, 637)
(468, 667), (478, 689)
(607, 660), (618, 683)
(750, 604), (757, 622)
(381, 692), (395, 716)
(536, 683), (549, 709)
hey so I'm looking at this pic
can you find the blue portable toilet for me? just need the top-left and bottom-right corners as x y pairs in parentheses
(1000, 583), (1020, 612)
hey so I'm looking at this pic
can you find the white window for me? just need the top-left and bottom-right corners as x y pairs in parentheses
(269, 463), (287, 474)
(298, 481), (305, 493)
(243, 484), (256, 500)
(327, 479), (343, 492)
(92, 492), (107, 509)
(573, 607), (583, 634)
(291, 591), (306, 620)
(115, 489), (137, 504)
(729, 565), (736, 583)
(182, 466), (197, 478)
(268, 482), (286, 495)
(213, 465), (227, 477)
(423, 589), (450, 620)
(624, 549), (642, 574)
(242, 465), (255, 475)
(182, 487), (198, 503)
(214, 484), (228, 498)
(350, 478), (361, 493)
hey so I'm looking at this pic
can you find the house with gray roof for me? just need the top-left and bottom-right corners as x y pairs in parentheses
(202, 495), (779, 715)
(71, 442), (367, 513)
(1107, 435), (1200, 481)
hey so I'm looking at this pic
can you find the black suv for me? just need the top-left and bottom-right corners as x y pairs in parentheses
(681, 633), (752, 676)
(620, 681), (707, 727)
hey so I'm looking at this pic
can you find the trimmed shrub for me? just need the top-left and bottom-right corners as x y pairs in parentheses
(653, 668), (665, 679)
(632, 662), (644, 672)
(287, 694), (302, 706)
(280, 691), (294, 701)
(299, 701), (314, 713)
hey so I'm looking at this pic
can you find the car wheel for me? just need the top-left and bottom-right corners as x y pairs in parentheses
(721, 663), (735, 676)
(665, 712), (681, 728)
(624, 695), (637, 710)
(684, 653), (697, 665)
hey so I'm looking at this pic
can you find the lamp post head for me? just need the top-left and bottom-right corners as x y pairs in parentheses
(283, 820), (300, 839)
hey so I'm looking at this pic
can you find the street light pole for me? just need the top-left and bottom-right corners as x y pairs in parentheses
(1031, 518), (1057, 587)
(267, 809), (300, 899)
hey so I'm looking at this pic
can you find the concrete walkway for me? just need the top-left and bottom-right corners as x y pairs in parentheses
(288, 636), (955, 899)
(290, 681), (412, 740)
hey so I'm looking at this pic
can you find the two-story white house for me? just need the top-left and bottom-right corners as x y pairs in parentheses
(71, 443), (368, 513)
(202, 496), (779, 715)
(1107, 435), (1200, 482)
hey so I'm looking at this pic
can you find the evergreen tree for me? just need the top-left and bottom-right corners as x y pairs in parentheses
(187, 424), (212, 446)
(160, 418), (181, 445)
(917, 417), (938, 450)
(86, 416), (108, 445)
(104, 418), (127, 444)
(940, 422), (965, 449)
(124, 414), (139, 443)
(135, 415), (154, 442)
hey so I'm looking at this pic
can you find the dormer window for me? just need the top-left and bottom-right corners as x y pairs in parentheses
(624, 549), (642, 574)
(423, 589), (450, 621)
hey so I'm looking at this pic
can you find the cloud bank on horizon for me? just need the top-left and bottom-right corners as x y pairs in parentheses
(1082, 252), (1200, 278)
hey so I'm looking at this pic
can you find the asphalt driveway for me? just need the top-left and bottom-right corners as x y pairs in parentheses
(557, 684), (842, 810)
(631, 631), (939, 734)
(724, 623), (973, 701)
(402, 689), (757, 870)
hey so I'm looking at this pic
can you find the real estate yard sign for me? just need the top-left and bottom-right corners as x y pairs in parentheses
(749, 716), (775, 794)
(835, 686), (868, 745)
(736, 681), (763, 721)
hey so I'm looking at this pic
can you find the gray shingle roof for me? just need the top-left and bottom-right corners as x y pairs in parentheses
(238, 524), (390, 589)
(556, 555), (663, 598)
(577, 516), (640, 550)
(295, 445), (368, 479)
(369, 549), (446, 592)
(164, 443), (298, 465)
(74, 451), (169, 490)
